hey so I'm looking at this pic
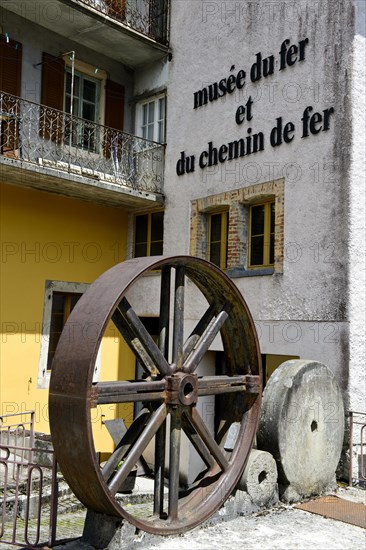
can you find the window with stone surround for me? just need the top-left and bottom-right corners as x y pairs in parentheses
(38, 280), (101, 389)
(190, 179), (284, 276)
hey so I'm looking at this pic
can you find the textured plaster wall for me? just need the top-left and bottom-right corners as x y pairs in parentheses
(348, 0), (366, 413)
(162, 0), (360, 398)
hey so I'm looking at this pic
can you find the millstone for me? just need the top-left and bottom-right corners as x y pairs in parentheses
(257, 360), (344, 501)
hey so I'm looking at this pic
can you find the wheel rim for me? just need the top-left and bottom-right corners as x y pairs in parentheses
(49, 256), (262, 534)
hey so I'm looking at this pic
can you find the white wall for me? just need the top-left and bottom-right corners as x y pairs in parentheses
(349, 0), (366, 413)
(162, 0), (360, 405)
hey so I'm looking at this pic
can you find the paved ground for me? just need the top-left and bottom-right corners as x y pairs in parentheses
(54, 486), (365, 550)
(1, 486), (364, 549)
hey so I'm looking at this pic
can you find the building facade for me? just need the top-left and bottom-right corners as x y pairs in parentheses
(0, 0), (169, 451)
(1, 0), (365, 478)
(162, 0), (365, 478)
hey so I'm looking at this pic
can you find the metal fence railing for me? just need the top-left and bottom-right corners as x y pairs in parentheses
(0, 91), (165, 196)
(0, 412), (58, 547)
(76, 0), (170, 43)
(348, 410), (366, 487)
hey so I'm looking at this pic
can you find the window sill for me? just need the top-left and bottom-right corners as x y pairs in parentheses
(226, 267), (275, 278)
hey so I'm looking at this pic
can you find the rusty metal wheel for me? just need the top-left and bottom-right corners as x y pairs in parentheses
(49, 256), (262, 535)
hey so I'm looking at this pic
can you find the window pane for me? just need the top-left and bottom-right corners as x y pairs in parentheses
(158, 120), (164, 143)
(148, 102), (155, 124)
(210, 242), (221, 267)
(151, 211), (164, 242)
(150, 241), (163, 255)
(83, 79), (96, 103)
(147, 124), (154, 141)
(135, 215), (148, 243)
(142, 104), (148, 126)
(47, 293), (81, 370)
(250, 236), (264, 266)
(82, 102), (96, 122)
(270, 202), (275, 233)
(159, 97), (165, 119)
(210, 214), (222, 243)
(251, 205), (265, 236)
(135, 243), (148, 257)
(135, 215), (148, 257)
(269, 234), (275, 265)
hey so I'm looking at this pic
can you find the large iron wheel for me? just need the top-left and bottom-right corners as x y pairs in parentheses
(49, 256), (262, 535)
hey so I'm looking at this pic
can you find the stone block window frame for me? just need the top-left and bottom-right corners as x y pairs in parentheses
(190, 178), (284, 276)
(37, 280), (101, 389)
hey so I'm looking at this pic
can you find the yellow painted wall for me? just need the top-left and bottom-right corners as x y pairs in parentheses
(0, 183), (135, 453)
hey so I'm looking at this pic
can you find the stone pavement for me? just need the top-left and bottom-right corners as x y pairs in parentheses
(1, 486), (364, 549)
(50, 486), (365, 550)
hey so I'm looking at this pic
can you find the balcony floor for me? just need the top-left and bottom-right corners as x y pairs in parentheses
(0, 156), (164, 210)
(2, 0), (170, 68)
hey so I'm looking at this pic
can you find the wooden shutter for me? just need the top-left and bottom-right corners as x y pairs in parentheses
(0, 36), (22, 156)
(40, 52), (65, 142)
(104, 79), (125, 159)
(0, 35), (22, 96)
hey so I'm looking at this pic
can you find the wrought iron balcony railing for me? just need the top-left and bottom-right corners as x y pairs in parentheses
(0, 92), (164, 195)
(76, 0), (169, 43)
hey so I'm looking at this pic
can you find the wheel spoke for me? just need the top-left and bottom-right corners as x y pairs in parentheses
(172, 266), (185, 370)
(117, 297), (172, 376)
(93, 380), (167, 405)
(181, 414), (215, 469)
(159, 266), (171, 359)
(184, 307), (230, 373)
(168, 408), (182, 521)
(182, 303), (217, 362)
(197, 375), (249, 396)
(112, 309), (155, 376)
(108, 404), (167, 496)
(153, 421), (167, 517)
(184, 408), (229, 471)
(101, 409), (150, 481)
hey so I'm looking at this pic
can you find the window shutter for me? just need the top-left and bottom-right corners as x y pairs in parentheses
(0, 35), (22, 96)
(104, 79), (125, 159)
(40, 52), (65, 142)
(0, 36), (22, 156)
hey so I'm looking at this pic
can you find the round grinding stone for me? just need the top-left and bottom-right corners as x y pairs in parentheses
(257, 360), (344, 500)
(238, 449), (278, 505)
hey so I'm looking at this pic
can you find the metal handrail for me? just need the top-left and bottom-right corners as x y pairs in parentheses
(75, 0), (170, 43)
(0, 91), (165, 195)
(347, 410), (366, 486)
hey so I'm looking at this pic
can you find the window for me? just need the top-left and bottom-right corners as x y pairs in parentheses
(47, 291), (82, 370)
(208, 211), (229, 269)
(40, 52), (124, 149)
(64, 69), (100, 149)
(38, 280), (97, 388)
(134, 211), (164, 257)
(138, 95), (166, 143)
(190, 179), (284, 275)
(248, 201), (275, 268)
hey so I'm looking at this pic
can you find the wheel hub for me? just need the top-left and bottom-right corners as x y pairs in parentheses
(166, 373), (198, 406)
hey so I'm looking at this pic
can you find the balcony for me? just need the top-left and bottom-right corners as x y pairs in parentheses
(1, 0), (170, 67)
(0, 92), (165, 208)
